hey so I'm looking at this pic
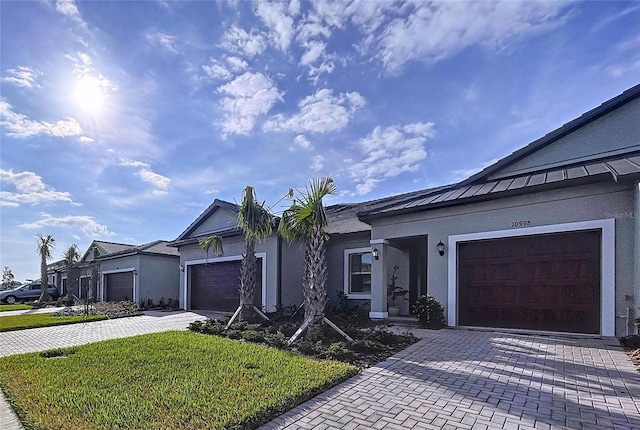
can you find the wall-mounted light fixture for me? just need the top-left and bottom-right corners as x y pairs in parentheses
(372, 248), (379, 260)
(133, 269), (138, 276)
(179, 264), (184, 272)
(436, 241), (445, 256)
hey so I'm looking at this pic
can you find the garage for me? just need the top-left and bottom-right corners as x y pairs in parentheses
(105, 272), (134, 302)
(189, 259), (262, 311)
(457, 230), (601, 334)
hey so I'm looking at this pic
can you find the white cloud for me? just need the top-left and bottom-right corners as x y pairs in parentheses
(299, 41), (326, 66)
(147, 32), (178, 53)
(202, 56), (248, 81)
(452, 158), (501, 181)
(0, 169), (73, 207)
(255, 0), (298, 52)
(217, 72), (283, 136)
(370, 2), (572, 75)
(311, 155), (325, 172)
(220, 25), (267, 58)
(0, 100), (82, 138)
(347, 122), (436, 195)
(79, 136), (94, 143)
(1, 66), (42, 88)
(264, 88), (364, 134)
(20, 213), (115, 237)
(119, 159), (171, 193)
(294, 134), (313, 150)
(55, 0), (80, 18)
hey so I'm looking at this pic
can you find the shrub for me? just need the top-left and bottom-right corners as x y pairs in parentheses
(412, 295), (446, 329)
(325, 342), (350, 360)
(263, 331), (287, 349)
(242, 330), (265, 343)
(93, 301), (140, 318)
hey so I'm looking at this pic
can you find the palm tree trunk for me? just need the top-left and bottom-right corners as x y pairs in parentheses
(38, 259), (50, 305)
(239, 237), (256, 321)
(304, 225), (328, 340)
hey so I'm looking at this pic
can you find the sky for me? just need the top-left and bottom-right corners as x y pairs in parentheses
(1, 0), (639, 282)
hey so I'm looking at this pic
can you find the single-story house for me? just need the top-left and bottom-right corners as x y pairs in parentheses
(48, 240), (180, 304)
(170, 83), (639, 338)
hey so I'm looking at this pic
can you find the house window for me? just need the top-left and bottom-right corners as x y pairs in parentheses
(344, 248), (372, 298)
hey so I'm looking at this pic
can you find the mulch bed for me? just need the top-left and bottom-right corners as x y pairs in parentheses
(620, 335), (640, 373)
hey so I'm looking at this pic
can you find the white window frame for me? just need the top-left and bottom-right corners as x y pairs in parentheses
(344, 247), (373, 299)
(447, 218), (615, 336)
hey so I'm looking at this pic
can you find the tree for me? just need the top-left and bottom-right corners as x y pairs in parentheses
(235, 186), (274, 321)
(1, 266), (20, 290)
(62, 244), (81, 303)
(279, 177), (350, 342)
(36, 234), (55, 305)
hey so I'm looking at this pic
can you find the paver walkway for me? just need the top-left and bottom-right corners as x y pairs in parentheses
(260, 330), (640, 430)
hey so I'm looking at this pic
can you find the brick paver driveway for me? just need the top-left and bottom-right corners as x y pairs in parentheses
(261, 330), (640, 430)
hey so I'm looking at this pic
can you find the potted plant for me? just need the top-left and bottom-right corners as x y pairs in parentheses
(387, 266), (408, 316)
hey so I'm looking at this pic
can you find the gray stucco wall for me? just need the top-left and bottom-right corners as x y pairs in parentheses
(138, 254), (180, 304)
(489, 99), (640, 180)
(279, 239), (304, 308)
(370, 180), (637, 337)
(178, 234), (280, 311)
(192, 208), (237, 236)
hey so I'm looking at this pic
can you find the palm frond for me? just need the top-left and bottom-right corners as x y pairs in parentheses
(238, 186), (273, 241)
(199, 235), (223, 262)
(63, 244), (80, 268)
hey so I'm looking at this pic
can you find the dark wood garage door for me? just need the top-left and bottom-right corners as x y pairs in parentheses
(458, 230), (601, 334)
(105, 272), (134, 302)
(190, 259), (262, 311)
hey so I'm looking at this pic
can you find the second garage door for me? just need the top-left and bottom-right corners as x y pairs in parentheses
(458, 230), (601, 334)
(190, 259), (262, 311)
(105, 272), (134, 302)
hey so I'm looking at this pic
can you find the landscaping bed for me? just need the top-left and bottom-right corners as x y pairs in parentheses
(0, 331), (358, 430)
(620, 335), (640, 373)
(189, 314), (419, 369)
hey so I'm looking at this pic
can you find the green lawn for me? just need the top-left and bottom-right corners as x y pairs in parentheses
(0, 331), (358, 430)
(0, 313), (107, 332)
(0, 304), (32, 312)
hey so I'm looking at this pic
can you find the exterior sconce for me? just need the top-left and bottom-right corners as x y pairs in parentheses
(133, 269), (138, 276)
(436, 241), (445, 256)
(372, 248), (379, 260)
(179, 264), (184, 272)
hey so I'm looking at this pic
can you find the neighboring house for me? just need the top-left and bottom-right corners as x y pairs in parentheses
(171, 84), (639, 338)
(168, 200), (305, 313)
(48, 240), (180, 304)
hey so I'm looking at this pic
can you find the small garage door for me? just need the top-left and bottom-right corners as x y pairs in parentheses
(105, 272), (134, 302)
(458, 230), (601, 334)
(190, 259), (262, 311)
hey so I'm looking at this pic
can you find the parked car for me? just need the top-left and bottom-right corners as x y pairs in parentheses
(0, 283), (60, 304)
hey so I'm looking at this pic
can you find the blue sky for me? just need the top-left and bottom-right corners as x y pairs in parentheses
(1, 0), (639, 282)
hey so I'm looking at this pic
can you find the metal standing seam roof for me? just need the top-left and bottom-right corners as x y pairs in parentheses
(364, 153), (640, 216)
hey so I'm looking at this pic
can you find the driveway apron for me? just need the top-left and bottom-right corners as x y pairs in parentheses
(261, 330), (640, 430)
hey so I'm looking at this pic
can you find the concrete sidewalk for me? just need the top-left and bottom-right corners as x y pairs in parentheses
(0, 306), (67, 317)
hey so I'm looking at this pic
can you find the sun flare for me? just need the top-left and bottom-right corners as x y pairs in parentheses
(74, 78), (105, 114)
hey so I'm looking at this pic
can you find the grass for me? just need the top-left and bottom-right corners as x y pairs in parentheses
(0, 304), (33, 312)
(0, 331), (359, 430)
(0, 313), (107, 332)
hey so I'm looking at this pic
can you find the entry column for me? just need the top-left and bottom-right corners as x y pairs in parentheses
(369, 239), (388, 319)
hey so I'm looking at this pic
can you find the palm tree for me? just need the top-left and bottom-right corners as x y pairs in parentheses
(236, 186), (274, 321)
(279, 177), (337, 341)
(62, 244), (81, 303)
(36, 234), (55, 305)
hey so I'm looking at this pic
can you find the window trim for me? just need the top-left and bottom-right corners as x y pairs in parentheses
(343, 247), (372, 299)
